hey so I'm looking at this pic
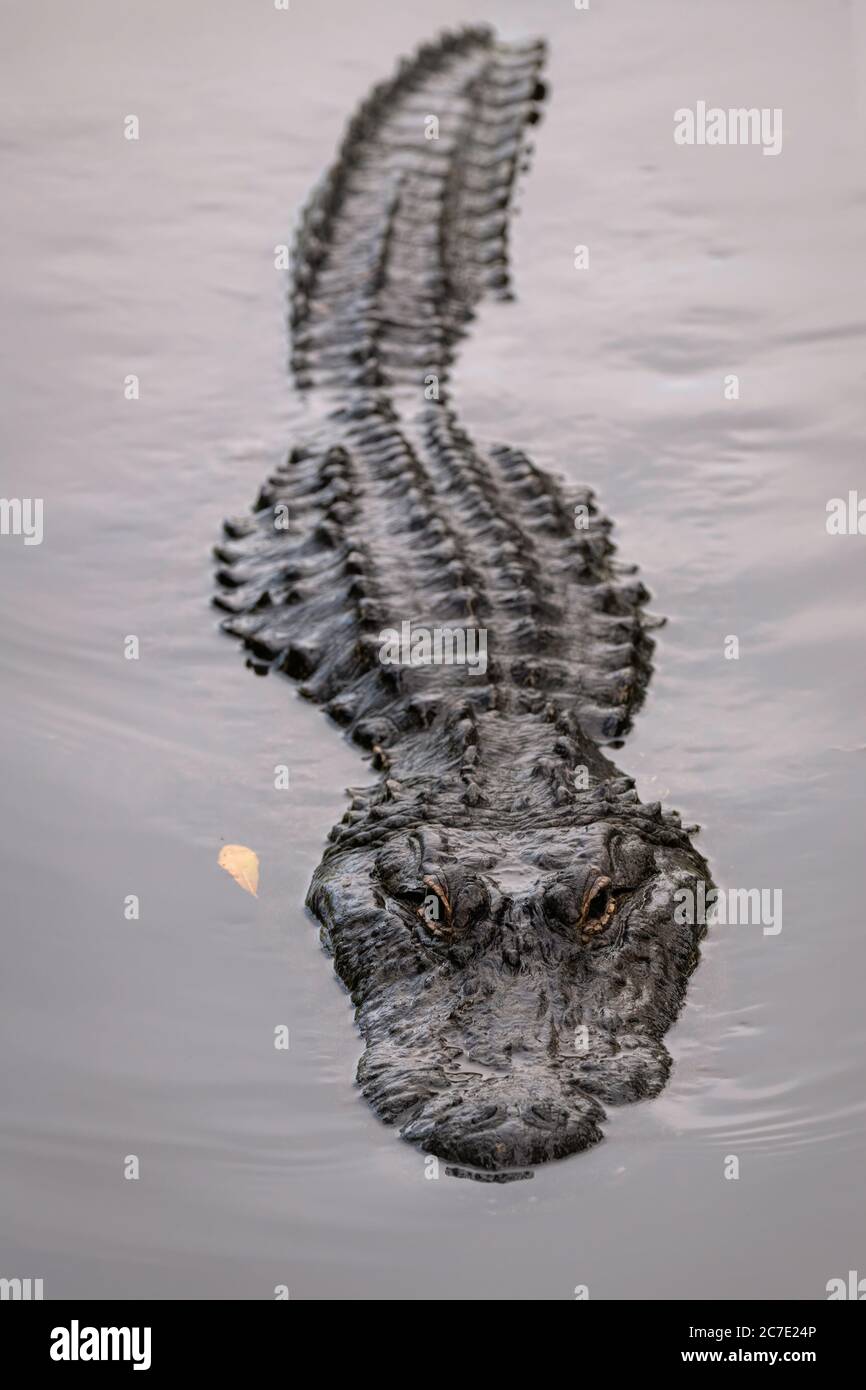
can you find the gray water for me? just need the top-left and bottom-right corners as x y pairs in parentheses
(1, 0), (864, 1300)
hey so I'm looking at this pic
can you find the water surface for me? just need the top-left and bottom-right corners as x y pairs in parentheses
(1, 0), (864, 1298)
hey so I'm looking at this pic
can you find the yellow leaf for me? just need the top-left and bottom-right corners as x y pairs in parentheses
(218, 844), (259, 898)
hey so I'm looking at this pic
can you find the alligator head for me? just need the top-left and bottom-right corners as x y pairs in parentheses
(307, 763), (709, 1172)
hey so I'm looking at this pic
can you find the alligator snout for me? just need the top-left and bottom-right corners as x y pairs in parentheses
(400, 1074), (605, 1170)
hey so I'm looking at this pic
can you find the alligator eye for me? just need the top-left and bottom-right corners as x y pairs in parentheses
(578, 875), (616, 936)
(416, 875), (453, 936)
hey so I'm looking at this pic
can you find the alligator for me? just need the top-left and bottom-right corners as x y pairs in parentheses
(214, 26), (710, 1176)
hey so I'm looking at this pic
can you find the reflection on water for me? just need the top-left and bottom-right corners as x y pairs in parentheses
(1, 0), (864, 1298)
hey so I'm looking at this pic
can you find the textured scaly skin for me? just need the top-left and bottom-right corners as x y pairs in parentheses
(215, 28), (709, 1175)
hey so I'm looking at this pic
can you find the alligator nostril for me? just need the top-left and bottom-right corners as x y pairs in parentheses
(529, 1104), (567, 1127)
(467, 1105), (504, 1129)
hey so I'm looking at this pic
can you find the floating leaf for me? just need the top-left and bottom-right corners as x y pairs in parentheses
(218, 844), (259, 898)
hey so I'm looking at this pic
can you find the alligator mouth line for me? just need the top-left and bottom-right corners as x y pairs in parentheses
(215, 25), (711, 1173)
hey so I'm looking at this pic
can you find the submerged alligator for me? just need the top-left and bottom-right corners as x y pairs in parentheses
(214, 27), (710, 1176)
